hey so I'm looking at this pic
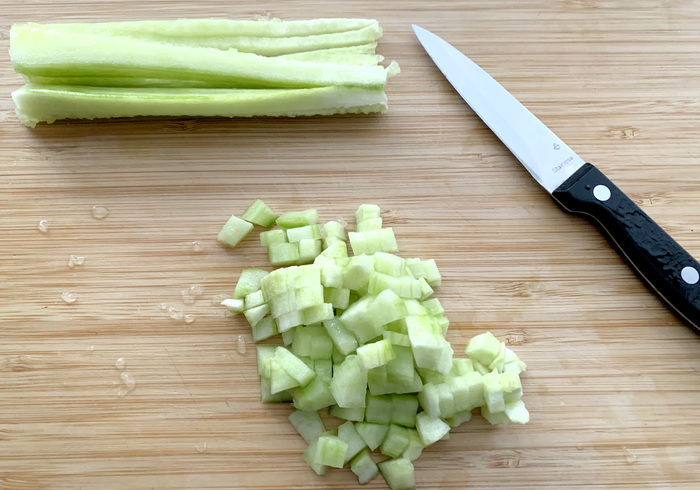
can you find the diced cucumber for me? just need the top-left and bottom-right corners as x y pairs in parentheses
(380, 424), (411, 459)
(357, 217), (383, 232)
(483, 369), (506, 413)
(415, 412), (450, 447)
(322, 318), (359, 356)
(355, 422), (389, 451)
(217, 214), (254, 248)
(303, 437), (327, 476)
(355, 203), (381, 224)
(324, 287), (350, 309)
(221, 298), (245, 314)
(421, 297), (444, 317)
(329, 405), (365, 422)
(338, 421), (367, 464)
(386, 346), (415, 386)
(251, 315), (278, 342)
(298, 238), (323, 264)
(357, 339), (396, 371)
(383, 331), (411, 348)
(233, 268), (269, 299)
(267, 241), (300, 267)
(378, 458), (415, 490)
(465, 331), (502, 367)
(259, 375), (293, 403)
(313, 433), (348, 468)
(276, 209), (318, 229)
(480, 405), (511, 426)
(260, 229), (287, 247)
(244, 303), (270, 327)
(499, 370), (524, 402)
(445, 409), (473, 428)
(504, 399), (530, 424)
(286, 224), (322, 242)
(406, 258), (442, 287)
(288, 409), (325, 444)
(292, 377), (336, 411)
(274, 347), (316, 387)
(342, 254), (375, 291)
(269, 359), (302, 394)
(391, 394), (419, 428)
(365, 394), (393, 425)
(314, 359), (333, 384)
(348, 228), (398, 255)
(330, 355), (368, 409)
(350, 447), (379, 484)
(373, 252), (406, 277)
(402, 429), (424, 461)
(244, 290), (266, 310)
(242, 199), (278, 228)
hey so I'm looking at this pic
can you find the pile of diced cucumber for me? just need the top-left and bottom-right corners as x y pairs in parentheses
(220, 200), (529, 489)
(9, 18), (399, 127)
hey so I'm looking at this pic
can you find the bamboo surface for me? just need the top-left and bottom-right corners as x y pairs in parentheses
(2, 1), (700, 489)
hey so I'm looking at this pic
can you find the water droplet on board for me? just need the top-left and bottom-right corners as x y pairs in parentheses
(184, 314), (196, 324)
(188, 285), (203, 297)
(237, 335), (246, 355)
(167, 305), (184, 321)
(61, 292), (78, 304)
(211, 294), (228, 305)
(192, 241), (204, 252)
(181, 289), (195, 304)
(195, 442), (208, 453)
(91, 206), (110, 219)
(114, 358), (126, 371)
(68, 255), (85, 269)
(623, 447), (638, 464)
(157, 303), (168, 310)
(120, 372), (136, 391)
(38, 219), (50, 233)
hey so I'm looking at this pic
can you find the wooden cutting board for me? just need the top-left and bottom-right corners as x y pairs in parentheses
(2, 1), (700, 488)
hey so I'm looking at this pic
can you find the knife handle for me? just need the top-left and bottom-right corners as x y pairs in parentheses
(551, 163), (700, 331)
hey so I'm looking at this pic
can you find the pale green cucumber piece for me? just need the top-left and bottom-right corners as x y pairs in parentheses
(221, 298), (245, 313)
(338, 294), (383, 344)
(401, 429), (424, 461)
(303, 437), (327, 476)
(320, 262), (344, 289)
(355, 422), (389, 451)
(391, 394), (419, 428)
(499, 371), (523, 402)
(291, 325), (333, 360)
(317, 238), (348, 259)
(483, 369), (506, 413)
(302, 303), (334, 325)
(251, 315), (278, 342)
(259, 375), (293, 403)
(312, 433), (348, 468)
(406, 316), (446, 372)
(314, 359), (333, 384)
(17, 18), (379, 40)
(386, 346), (415, 386)
(321, 220), (348, 248)
(332, 346), (347, 364)
(329, 404), (365, 422)
(269, 359), (301, 394)
(488, 341), (507, 372)
(357, 339), (396, 371)
(405, 258), (442, 287)
(365, 394), (393, 425)
(368, 272), (422, 299)
(451, 357), (475, 375)
(480, 404), (511, 425)
(267, 242), (300, 267)
(504, 399), (530, 424)
(242, 199), (278, 228)
(217, 214), (254, 248)
(342, 254), (375, 291)
(503, 347), (527, 375)
(322, 318), (359, 356)
(337, 421), (367, 464)
(367, 365), (422, 396)
(292, 377), (336, 411)
(244, 303), (269, 327)
(10, 27), (391, 88)
(417, 368), (446, 386)
(355, 203), (381, 223)
(445, 409), (473, 428)
(288, 409), (326, 444)
(260, 229), (287, 247)
(436, 382), (455, 418)
(297, 238), (323, 264)
(367, 288), (408, 325)
(473, 360), (491, 376)
(330, 355), (367, 409)
(276, 209), (318, 229)
(256, 344), (278, 377)
(234, 268), (269, 300)
(380, 424), (411, 459)
(349, 228), (398, 255)
(280, 44), (381, 66)
(281, 327), (296, 346)
(12, 85), (389, 128)
(373, 252), (406, 277)
(357, 217), (383, 232)
(350, 448), (379, 484)
(294, 283), (325, 310)
(418, 278), (434, 301)
(415, 412), (450, 447)
(465, 331), (502, 366)
(378, 458), (415, 490)
(324, 287), (350, 309)
(273, 347), (316, 387)
(417, 383), (440, 418)
(244, 290), (266, 310)
(421, 297), (444, 317)
(383, 331), (411, 348)
(286, 224), (322, 242)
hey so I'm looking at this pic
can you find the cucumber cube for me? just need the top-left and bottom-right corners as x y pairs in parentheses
(233, 268), (269, 299)
(268, 242), (300, 267)
(499, 370), (523, 401)
(391, 394), (419, 428)
(259, 375), (293, 403)
(302, 303), (334, 326)
(445, 409), (473, 428)
(357, 339), (396, 371)
(314, 434), (348, 468)
(417, 383), (440, 418)
(386, 346), (415, 386)
(378, 458), (415, 490)
(365, 394), (393, 425)
(480, 404), (511, 425)
(251, 315), (278, 342)
(298, 238), (323, 264)
(383, 331), (411, 347)
(221, 298), (245, 314)
(504, 399), (530, 424)
(260, 228), (287, 247)
(288, 409), (325, 444)
(342, 254), (375, 291)
(465, 331), (502, 367)
(337, 421), (367, 464)
(303, 438), (326, 476)
(406, 258), (442, 287)
(273, 347), (316, 387)
(415, 411), (450, 447)
(320, 263), (344, 289)
(286, 224), (322, 243)
(355, 422), (389, 451)
(324, 287), (350, 309)
(314, 359), (333, 384)
(330, 355), (368, 409)
(483, 369), (506, 413)
(355, 203), (381, 224)
(292, 377), (336, 412)
(269, 359), (301, 394)
(217, 214), (254, 248)
(322, 318), (359, 356)
(380, 424), (411, 458)
(373, 252), (406, 277)
(350, 448), (379, 485)
(329, 404), (365, 422)
(242, 199), (278, 228)
(357, 216), (383, 232)
(244, 303), (270, 328)
(244, 290), (266, 310)
(421, 297), (444, 316)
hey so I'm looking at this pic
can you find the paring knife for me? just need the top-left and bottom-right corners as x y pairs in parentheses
(412, 24), (700, 331)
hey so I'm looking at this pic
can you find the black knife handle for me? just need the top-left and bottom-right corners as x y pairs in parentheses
(551, 163), (700, 331)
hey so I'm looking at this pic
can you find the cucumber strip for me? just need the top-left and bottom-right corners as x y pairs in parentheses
(10, 29), (390, 89)
(23, 75), (237, 88)
(279, 44), (381, 66)
(12, 84), (388, 128)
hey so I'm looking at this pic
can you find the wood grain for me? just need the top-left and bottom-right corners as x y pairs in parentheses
(2, 1), (700, 488)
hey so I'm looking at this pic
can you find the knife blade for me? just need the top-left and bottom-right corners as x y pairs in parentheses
(412, 24), (700, 332)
